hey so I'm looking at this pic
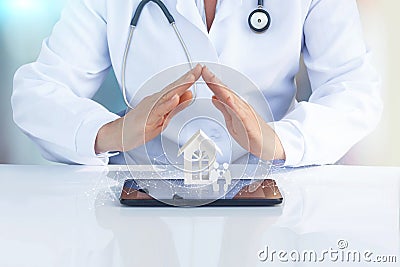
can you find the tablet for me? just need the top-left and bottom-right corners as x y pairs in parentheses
(120, 178), (283, 207)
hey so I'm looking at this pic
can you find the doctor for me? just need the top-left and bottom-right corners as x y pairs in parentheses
(12, 0), (382, 166)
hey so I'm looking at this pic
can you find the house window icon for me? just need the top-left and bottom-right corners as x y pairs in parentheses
(191, 150), (210, 181)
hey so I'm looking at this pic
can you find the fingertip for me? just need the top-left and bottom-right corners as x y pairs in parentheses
(212, 95), (224, 105)
(211, 97), (223, 109)
(180, 90), (193, 104)
(193, 66), (202, 79)
(185, 89), (193, 98)
(211, 99), (220, 109)
(206, 69), (217, 83)
(190, 63), (202, 75)
(202, 65), (211, 76)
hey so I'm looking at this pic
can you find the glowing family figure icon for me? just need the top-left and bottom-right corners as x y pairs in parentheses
(210, 162), (232, 193)
(178, 130), (231, 191)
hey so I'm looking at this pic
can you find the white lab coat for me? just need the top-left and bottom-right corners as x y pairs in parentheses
(12, 0), (382, 166)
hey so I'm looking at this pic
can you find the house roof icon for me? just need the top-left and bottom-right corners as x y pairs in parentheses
(177, 130), (222, 157)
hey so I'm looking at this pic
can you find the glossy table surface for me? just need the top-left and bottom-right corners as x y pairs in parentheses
(0, 164), (399, 267)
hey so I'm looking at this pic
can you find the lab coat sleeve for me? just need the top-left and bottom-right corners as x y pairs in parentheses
(11, 0), (119, 165)
(271, 0), (383, 166)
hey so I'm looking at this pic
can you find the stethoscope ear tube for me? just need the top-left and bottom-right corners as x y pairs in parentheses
(131, 0), (175, 26)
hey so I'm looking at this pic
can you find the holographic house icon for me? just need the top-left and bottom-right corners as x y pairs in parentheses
(178, 130), (222, 185)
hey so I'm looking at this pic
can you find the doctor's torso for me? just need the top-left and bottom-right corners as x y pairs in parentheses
(82, 0), (311, 164)
(12, 0), (379, 166)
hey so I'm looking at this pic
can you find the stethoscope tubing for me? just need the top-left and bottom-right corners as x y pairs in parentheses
(122, 1), (195, 110)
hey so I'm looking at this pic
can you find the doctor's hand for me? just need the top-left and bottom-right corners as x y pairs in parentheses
(95, 64), (202, 154)
(202, 66), (286, 161)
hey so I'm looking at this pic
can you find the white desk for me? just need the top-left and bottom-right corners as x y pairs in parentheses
(0, 165), (399, 267)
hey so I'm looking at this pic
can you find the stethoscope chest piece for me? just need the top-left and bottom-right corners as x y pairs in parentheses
(248, 8), (271, 33)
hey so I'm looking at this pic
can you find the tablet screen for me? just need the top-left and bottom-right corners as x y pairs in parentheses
(120, 179), (283, 207)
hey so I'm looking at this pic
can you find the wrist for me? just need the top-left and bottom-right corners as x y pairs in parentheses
(259, 123), (286, 161)
(272, 134), (286, 161)
(95, 118), (123, 154)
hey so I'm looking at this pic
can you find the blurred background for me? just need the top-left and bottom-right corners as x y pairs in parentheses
(0, 0), (398, 165)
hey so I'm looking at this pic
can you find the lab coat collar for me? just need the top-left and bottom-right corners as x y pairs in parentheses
(176, 0), (208, 35)
(176, 0), (242, 35)
(213, 0), (242, 25)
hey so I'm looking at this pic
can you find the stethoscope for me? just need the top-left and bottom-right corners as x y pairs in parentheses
(122, 0), (271, 109)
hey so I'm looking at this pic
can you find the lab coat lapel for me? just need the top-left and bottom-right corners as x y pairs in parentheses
(176, 0), (243, 31)
(176, 0), (208, 35)
(214, 0), (242, 24)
